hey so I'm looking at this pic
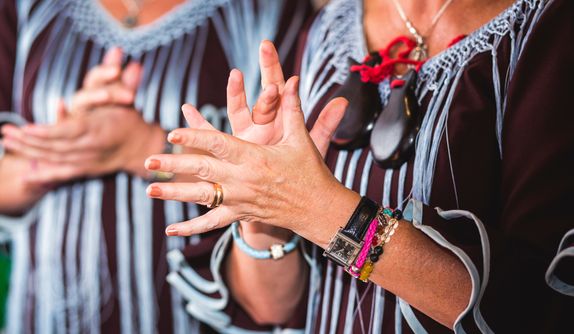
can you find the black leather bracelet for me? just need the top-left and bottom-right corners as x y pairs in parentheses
(340, 196), (380, 243)
(323, 196), (380, 268)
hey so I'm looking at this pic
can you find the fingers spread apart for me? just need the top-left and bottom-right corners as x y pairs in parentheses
(226, 69), (252, 134)
(252, 83), (279, 126)
(145, 153), (226, 182)
(165, 129), (246, 162)
(309, 97), (348, 157)
(165, 206), (235, 236)
(259, 40), (285, 91)
(147, 181), (219, 206)
(182, 104), (215, 130)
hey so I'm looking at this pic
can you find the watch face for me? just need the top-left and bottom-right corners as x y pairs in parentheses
(332, 239), (355, 260)
(325, 233), (361, 267)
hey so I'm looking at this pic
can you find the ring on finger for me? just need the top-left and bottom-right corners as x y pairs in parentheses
(207, 183), (224, 209)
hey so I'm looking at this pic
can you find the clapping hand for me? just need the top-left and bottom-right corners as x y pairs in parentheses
(145, 41), (356, 243)
(1, 47), (164, 184)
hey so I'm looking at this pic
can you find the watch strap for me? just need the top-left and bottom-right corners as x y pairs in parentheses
(341, 196), (379, 243)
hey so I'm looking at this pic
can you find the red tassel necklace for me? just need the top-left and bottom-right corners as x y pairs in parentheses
(332, 0), (466, 168)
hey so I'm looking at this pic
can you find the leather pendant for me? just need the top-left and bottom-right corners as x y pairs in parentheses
(331, 57), (382, 150)
(370, 69), (421, 169)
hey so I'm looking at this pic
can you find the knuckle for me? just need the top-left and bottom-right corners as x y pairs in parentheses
(209, 135), (229, 157)
(198, 187), (211, 204)
(195, 159), (212, 179)
(205, 219), (220, 231)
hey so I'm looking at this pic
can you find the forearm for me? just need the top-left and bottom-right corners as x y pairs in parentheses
(368, 219), (471, 328)
(297, 185), (471, 329)
(225, 223), (308, 326)
(0, 154), (47, 214)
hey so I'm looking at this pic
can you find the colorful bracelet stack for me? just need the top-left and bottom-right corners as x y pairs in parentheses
(357, 208), (402, 282)
(323, 197), (404, 282)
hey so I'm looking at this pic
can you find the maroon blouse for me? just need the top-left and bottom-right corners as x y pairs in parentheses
(293, 0), (574, 332)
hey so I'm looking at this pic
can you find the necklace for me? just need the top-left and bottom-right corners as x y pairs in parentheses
(391, 0), (455, 60)
(121, 0), (145, 28)
(332, 0), (460, 168)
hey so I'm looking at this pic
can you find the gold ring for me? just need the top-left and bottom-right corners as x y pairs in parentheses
(207, 183), (224, 209)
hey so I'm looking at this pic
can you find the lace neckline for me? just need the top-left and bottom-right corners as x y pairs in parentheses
(62, 0), (231, 55)
(346, 0), (541, 80)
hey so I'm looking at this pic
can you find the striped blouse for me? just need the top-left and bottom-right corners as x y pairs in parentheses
(294, 0), (574, 333)
(0, 0), (311, 333)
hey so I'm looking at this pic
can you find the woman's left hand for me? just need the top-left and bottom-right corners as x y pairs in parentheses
(146, 76), (360, 245)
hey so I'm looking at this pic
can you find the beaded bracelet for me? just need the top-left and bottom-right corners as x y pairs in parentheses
(230, 222), (301, 260)
(348, 214), (384, 277)
(358, 208), (402, 282)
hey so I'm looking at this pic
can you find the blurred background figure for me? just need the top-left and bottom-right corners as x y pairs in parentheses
(0, 0), (311, 333)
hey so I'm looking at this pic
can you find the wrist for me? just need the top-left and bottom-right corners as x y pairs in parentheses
(124, 123), (166, 177)
(298, 180), (361, 249)
(238, 221), (294, 249)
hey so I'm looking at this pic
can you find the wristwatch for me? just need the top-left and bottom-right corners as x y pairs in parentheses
(323, 196), (380, 268)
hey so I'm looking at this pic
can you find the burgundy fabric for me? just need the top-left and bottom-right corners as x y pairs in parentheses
(0, 0), (17, 111)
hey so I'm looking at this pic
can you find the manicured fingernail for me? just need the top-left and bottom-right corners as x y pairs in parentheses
(168, 132), (182, 144)
(146, 159), (161, 170)
(165, 226), (179, 236)
(148, 185), (162, 197)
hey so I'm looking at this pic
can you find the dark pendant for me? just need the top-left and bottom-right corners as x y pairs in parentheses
(370, 69), (422, 169)
(123, 15), (138, 28)
(331, 56), (382, 150)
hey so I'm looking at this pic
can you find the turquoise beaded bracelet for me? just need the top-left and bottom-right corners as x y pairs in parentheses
(230, 222), (301, 260)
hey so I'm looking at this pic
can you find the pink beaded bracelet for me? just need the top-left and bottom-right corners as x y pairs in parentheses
(348, 217), (380, 277)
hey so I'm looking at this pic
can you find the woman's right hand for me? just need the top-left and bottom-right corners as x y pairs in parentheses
(183, 40), (342, 156)
(181, 41), (345, 239)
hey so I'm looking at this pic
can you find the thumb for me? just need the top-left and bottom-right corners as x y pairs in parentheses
(309, 97), (348, 157)
(56, 99), (69, 122)
(122, 62), (143, 91)
(281, 76), (307, 141)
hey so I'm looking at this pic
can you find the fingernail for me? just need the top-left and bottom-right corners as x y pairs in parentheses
(168, 132), (182, 144)
(148, 185), (162, 197)
(165, 226), (179, 236)
(146, 159), (161, 170)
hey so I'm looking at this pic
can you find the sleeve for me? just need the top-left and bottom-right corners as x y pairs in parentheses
(545, 228), (574, 296)
(408, 0), (574, 333)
